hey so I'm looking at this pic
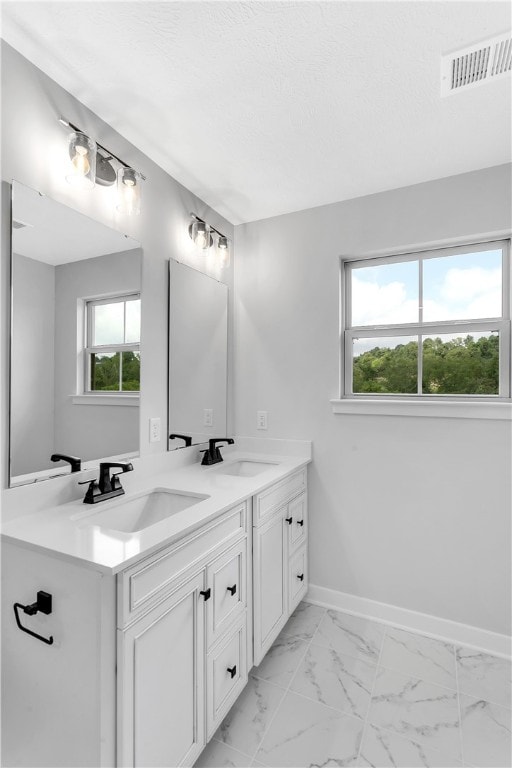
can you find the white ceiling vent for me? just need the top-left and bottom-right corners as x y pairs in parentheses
(441, 32), (512, 96)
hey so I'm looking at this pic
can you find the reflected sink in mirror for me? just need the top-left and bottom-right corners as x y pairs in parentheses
(215, 460), (279, 477)
(77, 488), (210, 533)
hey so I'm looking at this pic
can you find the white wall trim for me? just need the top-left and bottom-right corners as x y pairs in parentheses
(71, 394), (140, 407)
(330, 398), (512, 420)
(306, 584), (511, 659)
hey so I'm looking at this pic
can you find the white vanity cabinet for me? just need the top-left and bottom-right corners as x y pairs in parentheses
(117, 501), (249, 767)
(252, 469), (308, 665)
(1, 461), (310, 768)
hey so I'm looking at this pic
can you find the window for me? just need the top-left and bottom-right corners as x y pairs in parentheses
(85, 294), (141, 393)
(342, 240), (510, 400)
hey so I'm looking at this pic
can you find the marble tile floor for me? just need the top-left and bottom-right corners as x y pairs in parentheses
(195, 602), (511, 768)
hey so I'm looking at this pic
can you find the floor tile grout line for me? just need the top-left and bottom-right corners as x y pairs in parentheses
(375, 661), (459, 693)
(355, 620), (387, 763)
(454, 643), (466, 767)
(248, 607), (327, 764)
(209, 737), (256, 764)
(358, 720), (464, 765)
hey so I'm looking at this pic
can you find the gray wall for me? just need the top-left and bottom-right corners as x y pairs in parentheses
(234, 164), (512, 635)
(53, 249), (140, 462)
(0, 41), (235, 490)
(11, 254), (55, 475)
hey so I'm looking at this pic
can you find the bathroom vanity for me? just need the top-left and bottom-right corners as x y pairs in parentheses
(1, 451), (310, 767)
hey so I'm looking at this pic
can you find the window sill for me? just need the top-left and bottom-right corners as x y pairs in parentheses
(71, 394), (140, 407)
(330, 398), (512, 420)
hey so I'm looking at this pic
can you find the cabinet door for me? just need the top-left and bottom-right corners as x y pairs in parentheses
(206, 539), (247, 648)
(117, 570), (205, 768)
(206, 619), (248, 739)
(253, 510), (287, 665)
(288, 492), (307, 552)
(289, 545), (308, 613)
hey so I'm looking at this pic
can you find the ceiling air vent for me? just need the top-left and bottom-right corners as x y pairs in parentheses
(441, 32), (512, 96)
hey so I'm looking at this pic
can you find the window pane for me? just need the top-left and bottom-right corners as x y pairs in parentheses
(90, 352), (120, 391)
(423, 249), (502, 322)
(121, 351), (140, 391)
(422, 332), (499, 395)
(93, 302), (124, 345)
(353, 336), (418, 393)
(351, 260), (419, 326)
(125, 298), (141, 343)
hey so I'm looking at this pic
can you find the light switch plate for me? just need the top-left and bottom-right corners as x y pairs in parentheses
(257, 411), (268, 430)
(204, 409), (213, 427)
(149, 417), (161, 442)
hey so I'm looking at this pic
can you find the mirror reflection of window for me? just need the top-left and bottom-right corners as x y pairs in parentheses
(10, 181), (142, 487)
(86, 295), (141, 393)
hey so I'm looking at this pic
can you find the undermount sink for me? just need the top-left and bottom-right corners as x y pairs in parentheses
(215, 460), (279, 477)
(78, 488), (210, 533)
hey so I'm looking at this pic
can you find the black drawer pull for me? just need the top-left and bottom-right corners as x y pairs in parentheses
(297, 573), (304, 581)
(227, 584), (237, 596)
(227, 665), (237, 679)
(297, 519), (304, 527)
(200, 588), (211, 601)
(285, 517), (293, 525)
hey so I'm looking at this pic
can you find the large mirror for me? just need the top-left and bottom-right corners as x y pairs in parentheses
(10, 181), (142, 486)
(168, 260), (228, 448)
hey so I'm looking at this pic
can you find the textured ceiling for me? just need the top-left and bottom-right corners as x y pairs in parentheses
(1, 1), (511, 224)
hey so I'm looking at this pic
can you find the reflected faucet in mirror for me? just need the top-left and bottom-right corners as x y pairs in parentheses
(81, 461), (134, 504)
(50, 453), (82, 472)
(169, 433), (193, 447)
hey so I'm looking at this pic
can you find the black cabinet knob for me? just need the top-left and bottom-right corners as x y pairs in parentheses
(297, 519), (304, 527)
(285, 517), (293, 525)
(200, 588), (211, 601)
(297, 573), (304, 581)
(227, 665), (237, 679)
(227, 584), (237, 596)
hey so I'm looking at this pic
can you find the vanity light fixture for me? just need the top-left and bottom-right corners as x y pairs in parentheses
(66, 131), (97, 189)
(189, 214), (230, 269)
(189, 215), (213, 250)
(116, 167), (142, 216)
(58, 117), (145, 213)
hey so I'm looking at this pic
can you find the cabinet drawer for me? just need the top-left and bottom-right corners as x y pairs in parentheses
(206, 539), (247, 648)
(206, 620), (248, 739)
(254, 469), (306, 525)
(118, 503), (247, 628)
(287, 492), (307, 552)
(289, 545), (308, 613)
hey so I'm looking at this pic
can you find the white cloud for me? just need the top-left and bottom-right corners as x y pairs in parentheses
(353, 265), (501, 327)
(352, 276), (417, 326)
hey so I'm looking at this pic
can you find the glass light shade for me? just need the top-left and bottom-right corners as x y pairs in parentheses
(216, 235), (230, 269)
(66, 131), (96, 189)
(190, 219), (212, 250)
(116, 167), (142, 216)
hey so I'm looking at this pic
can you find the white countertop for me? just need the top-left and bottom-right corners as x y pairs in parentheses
(1, 449), (310, 575)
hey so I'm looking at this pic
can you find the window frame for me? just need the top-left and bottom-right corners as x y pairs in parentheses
(340, 239), (511, 402)
(84, 292), (141, 395)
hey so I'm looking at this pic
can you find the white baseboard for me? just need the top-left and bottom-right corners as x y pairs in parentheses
(306, 584), (511, 659)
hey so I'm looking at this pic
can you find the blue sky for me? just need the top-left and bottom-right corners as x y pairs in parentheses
(351, 249), (502, 327)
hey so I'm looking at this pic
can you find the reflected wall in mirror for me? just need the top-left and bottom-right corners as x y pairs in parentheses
(10, 181), (142, 486)
(168, 260), (228, 449)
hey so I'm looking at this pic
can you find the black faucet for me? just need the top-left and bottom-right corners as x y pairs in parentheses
(81, 461), (134, 504)
(201, 438), (234, 466)
(169, 433), (193, 447)
(50, 453), (81, 472)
